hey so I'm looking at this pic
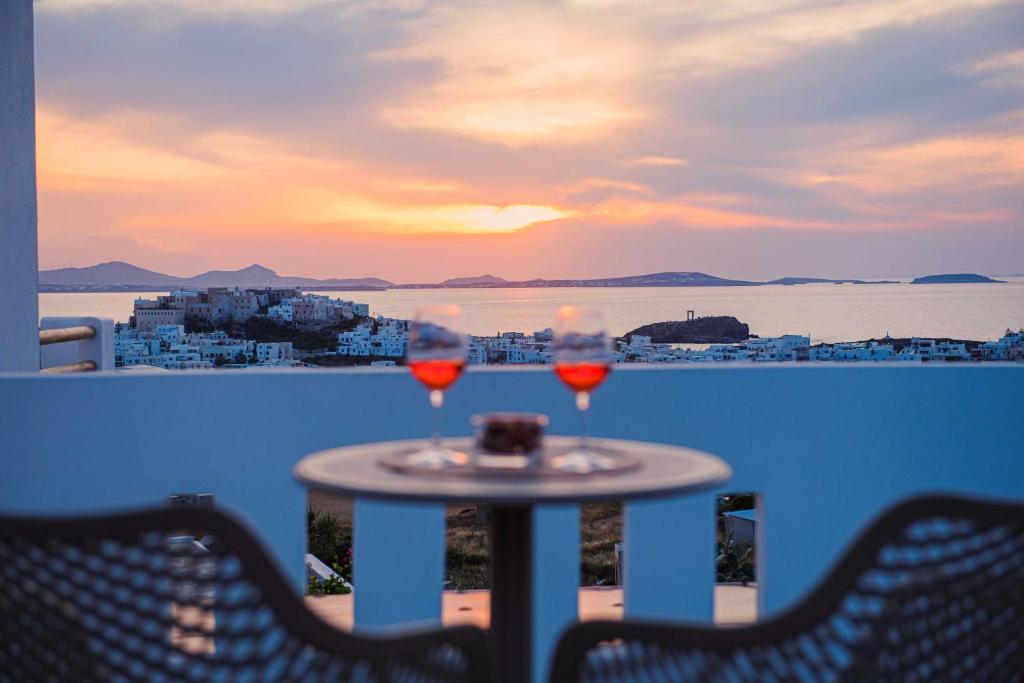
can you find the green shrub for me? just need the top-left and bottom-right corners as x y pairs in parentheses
(716, 493), (756, 583)
(716, 530), (755, 583)
(306, 560), (352, 596)
(306, 507), (353, 587)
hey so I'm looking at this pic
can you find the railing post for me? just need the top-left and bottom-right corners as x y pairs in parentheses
(532, 504), (579, 683)
(0, 0), (39, 373)
(40, 317), (116, 372)
(623, 492), (716, 621)
(352, 500), (446, 629)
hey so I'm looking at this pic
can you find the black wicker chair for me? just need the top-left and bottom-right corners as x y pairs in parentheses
(550, 495), (1024, 683)
(0, 505), (489, 682)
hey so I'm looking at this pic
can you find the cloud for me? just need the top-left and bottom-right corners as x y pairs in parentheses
(662, 0), (1015, 78)
(627, 156), (690, 167)
(586, 196), (834, 230)
(385, 179), (464, 195)
(370, 0), (1019, 149)
(37, 102), (569, 242)
(34, 0), (393, 20)
(287, 191), (573, 234)
(957, 49), (1024, 88)
(557, 178), (654, 197)
(374, 4), (648, 145)
(791, 128), (1024, 194)
(36, 109), (231, 191)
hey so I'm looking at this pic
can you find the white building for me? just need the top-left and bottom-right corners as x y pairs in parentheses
(808, 345), (834, 361)
(833, 342), (894, 362)
(977, 329), (1024, 360)
(335, 318), (406, 359)
(467, 343), (488, 365)
(154, 325), (185, 344)
(256, 342), (294, 365)
(267, 302), (293, 322)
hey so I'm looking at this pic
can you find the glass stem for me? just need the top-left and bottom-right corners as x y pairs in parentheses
(576, 391), (590, 450)
(430, 389), (444, 449)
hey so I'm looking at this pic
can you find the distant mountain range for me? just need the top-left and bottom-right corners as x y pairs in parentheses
(39, 262), (392, 291)
(395, 271), (764, 288)
(41, 261), (969, 292)
(398, 272), (901, 288)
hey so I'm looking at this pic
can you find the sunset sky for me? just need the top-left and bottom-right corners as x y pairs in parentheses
(34, 0), (1024, 282)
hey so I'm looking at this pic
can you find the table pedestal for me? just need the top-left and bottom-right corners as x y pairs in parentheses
(294, 437), (732, 683)
(490, 505), (532, 683)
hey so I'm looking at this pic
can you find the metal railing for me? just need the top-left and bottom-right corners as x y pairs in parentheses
(39, 325), (96, 346)
(38, 325), (98, 374)
(40, 359), (98, 374)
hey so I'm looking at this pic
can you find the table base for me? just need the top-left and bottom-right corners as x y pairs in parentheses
(491, 505), (532, 683)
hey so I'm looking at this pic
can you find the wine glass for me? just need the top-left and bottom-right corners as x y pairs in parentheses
(551, 306), (615, 472)
(406, 305), (470, 468)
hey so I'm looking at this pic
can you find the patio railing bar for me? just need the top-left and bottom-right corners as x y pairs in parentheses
(39, 325), (96, 346)
(39, 360), (98, 374)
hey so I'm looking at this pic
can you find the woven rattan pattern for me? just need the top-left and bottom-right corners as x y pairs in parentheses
(0, 506), (488, 683)
(551, 495), (1024, 683)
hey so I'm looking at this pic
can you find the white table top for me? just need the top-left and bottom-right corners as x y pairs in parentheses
(294, 436), (731, 504)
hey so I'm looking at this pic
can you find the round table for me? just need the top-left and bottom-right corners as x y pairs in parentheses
(294, 436), (731, 683)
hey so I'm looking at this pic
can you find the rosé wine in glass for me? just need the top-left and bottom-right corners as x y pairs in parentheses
(406, 306), (469, 468)
(551, 306), (614, 472)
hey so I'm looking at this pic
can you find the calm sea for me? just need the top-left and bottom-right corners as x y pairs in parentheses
(39, 279), (1024, 343)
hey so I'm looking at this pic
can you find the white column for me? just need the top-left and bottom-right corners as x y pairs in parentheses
(0, 0), (39, 373)
(532, 504), (579, 683)
(352, 499), (446, 629)
(624, 493), (716, 621)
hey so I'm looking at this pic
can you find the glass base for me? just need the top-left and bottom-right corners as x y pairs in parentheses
(406, 445), (471, 470)
(547, 447), (618, 474)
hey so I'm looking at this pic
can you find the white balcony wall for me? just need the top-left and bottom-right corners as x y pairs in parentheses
(1, 365), (1021, 680)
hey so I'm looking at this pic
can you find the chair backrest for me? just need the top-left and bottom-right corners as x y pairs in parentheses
(551, 494), (1024, 683)
(0, 506), (488, 682)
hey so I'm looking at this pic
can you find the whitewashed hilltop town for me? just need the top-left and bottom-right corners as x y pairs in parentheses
(118, 287), (1024, 370)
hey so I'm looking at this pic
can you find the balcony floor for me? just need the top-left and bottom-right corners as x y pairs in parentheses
(305, 584), (757, 631)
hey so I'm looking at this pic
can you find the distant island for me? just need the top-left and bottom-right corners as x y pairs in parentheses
(623, 316), (750, 343)
(767, 277), (899, 286)
(39, 262), (913, 292)
(910, 273), (1006, 285)
(437, 274), (508, 286)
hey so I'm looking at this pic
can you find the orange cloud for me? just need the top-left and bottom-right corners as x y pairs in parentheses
(286, 189), (573, 234)
(557, 177), (654, 196)
(370, 0), (1014, 148)
(375, 5), (647, 146)
(588, 196), (833, 230)
(36, 109), (231, 192)
(792, 132), (1024, 194)
(627, 156), (689, 167)
(37, 104), (575, 239)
